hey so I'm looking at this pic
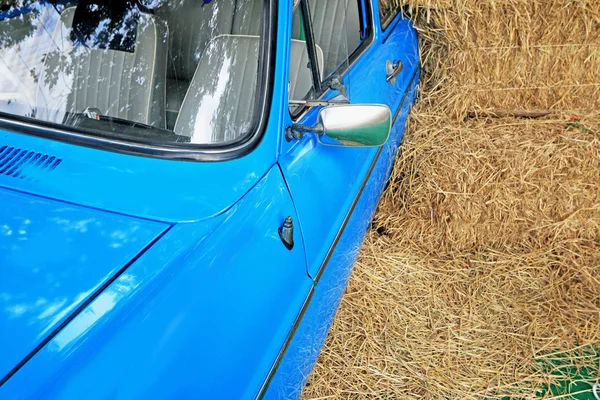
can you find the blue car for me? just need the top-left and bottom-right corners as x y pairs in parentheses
(0, 0), (419, 398)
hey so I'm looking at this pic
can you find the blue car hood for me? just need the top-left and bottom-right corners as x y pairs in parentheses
(0, 187), (169, 380)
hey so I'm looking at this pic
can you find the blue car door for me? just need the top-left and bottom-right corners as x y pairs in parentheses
(280, 0), (419, 291)
(268, 0), (420, 397)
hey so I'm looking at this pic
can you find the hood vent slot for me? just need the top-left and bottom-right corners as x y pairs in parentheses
(0, 146), (62, 179)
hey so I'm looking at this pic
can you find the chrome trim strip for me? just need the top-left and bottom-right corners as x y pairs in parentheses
(255, 286), (315, 399)
(391, 66), (420, 126)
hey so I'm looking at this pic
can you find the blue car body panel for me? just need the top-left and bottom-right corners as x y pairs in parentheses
(279, 17), (420, 279)
(269, 9), (420, 397)
(0, 0), (419, 398)
(0, 127), (275, 223)
(1, 166), (313, 399)
(0, 188), (169, 380)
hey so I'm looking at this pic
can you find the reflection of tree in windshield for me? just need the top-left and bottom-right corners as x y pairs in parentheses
(172, 0), (263, 144)
(37, 5), (159, 126)
(0, 3), (62, 117)
(0, 1), (160, 126)
(38, 50), (70, 91)
(70, 0), (140, 53)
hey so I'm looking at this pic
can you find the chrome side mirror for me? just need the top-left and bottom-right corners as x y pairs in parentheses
(287, 104), (392, 147)
(318, 104), (392, 147)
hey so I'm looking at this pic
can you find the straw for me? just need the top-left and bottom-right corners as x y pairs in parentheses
(302, 1), (600, 398)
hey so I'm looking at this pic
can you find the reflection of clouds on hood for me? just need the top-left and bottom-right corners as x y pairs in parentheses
(0, 186), (167, 373)
(52, 273), (140, 352)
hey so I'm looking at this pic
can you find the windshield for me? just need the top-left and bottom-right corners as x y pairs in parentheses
(0, 0), (268, 146)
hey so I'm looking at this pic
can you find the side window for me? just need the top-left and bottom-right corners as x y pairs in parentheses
(378, 0), (399, 30)
(289, 0), (364, 111)
(301, 0), (362, 78)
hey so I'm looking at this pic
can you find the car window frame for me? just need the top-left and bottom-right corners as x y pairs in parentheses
(378, 0), (400, 31)
(0, 0), (278, 162)
(290, 0), (374, 121)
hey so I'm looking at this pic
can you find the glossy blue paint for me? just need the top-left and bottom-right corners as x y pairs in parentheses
(0, 0), (420, 398)
(279, 9), (420, 279)
(0, 127), (273, 223)
(266, 70), (420, 398)
(1, 166), (312, 399)
(267, 4), (420, 397)
(0, 187), (168, 380)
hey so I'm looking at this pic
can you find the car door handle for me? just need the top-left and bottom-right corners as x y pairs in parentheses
(386, 60), (403, 84)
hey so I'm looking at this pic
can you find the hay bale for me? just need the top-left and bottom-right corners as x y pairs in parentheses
(403, 0), (600, 117)
(301, 0), (600, 397)
(303, 112), (600, 399)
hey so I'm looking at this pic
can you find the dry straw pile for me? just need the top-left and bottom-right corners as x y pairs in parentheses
(302, 0), (600, 399)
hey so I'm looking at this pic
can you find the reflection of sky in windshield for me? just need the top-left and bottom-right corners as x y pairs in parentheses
(175, 35), (260, 143)
(190, 56), (232, 144)
(0, 2), (157, 124)
(35, 12), (77, 124)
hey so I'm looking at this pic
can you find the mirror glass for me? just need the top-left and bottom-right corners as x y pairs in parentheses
(318, 105), (392, 147)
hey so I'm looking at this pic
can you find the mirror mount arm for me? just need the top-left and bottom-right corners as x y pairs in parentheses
(288, 98), (350, 107)
(285, 123), (323, 142)
(325, 74), (348, 100)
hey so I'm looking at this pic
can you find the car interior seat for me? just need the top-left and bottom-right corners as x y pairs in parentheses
(292, 0), (361, 77)
(289, 39), (324, 102)
(36, 0), (168, 129)
(173, 35), (260, 143)
(156, 0), (265, 130)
